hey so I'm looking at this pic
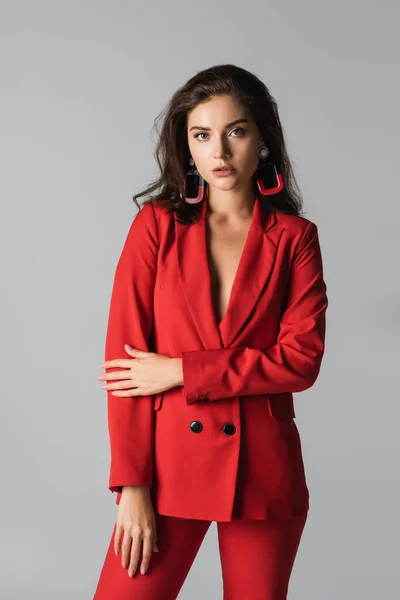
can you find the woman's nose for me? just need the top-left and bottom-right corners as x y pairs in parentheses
(214, 144), (231, 159)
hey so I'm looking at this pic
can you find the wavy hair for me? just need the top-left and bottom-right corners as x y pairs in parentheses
(133, 64), (304, 223)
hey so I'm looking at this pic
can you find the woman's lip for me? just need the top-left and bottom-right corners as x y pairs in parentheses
(212, 168), (236, 177)
(212, 167), (236, 172)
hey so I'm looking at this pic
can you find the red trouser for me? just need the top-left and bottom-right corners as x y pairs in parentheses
(93, 511), (308, 600)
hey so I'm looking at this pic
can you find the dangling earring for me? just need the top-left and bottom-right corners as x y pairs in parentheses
(180, 158), (205, 204)
(255, 144), (284, 195)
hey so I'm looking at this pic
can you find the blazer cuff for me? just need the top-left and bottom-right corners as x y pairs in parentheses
(181, 350), (211, 405)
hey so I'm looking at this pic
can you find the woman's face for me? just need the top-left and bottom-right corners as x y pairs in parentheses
(186, 94), (263, 194)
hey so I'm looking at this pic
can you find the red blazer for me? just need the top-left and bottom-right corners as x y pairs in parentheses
(104, 193), (328, 521)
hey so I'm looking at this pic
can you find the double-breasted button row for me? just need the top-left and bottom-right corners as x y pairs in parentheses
(189, 421), (236, 435)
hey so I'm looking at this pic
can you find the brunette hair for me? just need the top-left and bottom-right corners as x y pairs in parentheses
(133, 63), (304, 223)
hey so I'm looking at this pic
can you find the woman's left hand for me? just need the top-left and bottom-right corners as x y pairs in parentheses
(98, 344), (183, 397)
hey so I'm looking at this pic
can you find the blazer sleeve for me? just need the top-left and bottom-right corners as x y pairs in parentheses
(104, 201), (159, 493)
(181, 221), (328, 405)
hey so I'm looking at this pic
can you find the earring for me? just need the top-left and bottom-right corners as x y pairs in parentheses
(180, 158), (205, 204)
(255, 145), (284, 196)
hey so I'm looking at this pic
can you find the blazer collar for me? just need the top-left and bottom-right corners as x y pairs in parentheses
(175, 192), (284, 349)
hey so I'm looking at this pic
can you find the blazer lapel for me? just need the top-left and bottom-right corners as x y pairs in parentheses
(219, 201), (283, 348)
(175, 198), (223, 349)
(175, 193), (284, 350)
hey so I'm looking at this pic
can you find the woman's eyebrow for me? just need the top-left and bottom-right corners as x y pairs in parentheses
(189, 118), (249, 132)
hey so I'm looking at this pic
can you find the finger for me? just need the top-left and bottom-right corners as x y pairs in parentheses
(110, 388), (147, 397)
(104, 379), (138, 391)
(102, 352), (148, 368)
(110, 390), (146, 397)
(121, 532), (132, 570)
(124, 348), (149, 359)
(101, 359), (135, 369)
(128, 533), (143, 577)
(114, 523), (122, 556)
(140, 529), (154, 575)
(99, 370), (133, 381)
(153, 522), (159, 552)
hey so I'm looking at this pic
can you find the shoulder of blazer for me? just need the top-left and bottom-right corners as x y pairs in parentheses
(150, 201), (173, 219)
(274, 212), (320, 247)
(150, 200), (177, 238)
(131, 200), (160, 238)
(274, 211), (317, 236)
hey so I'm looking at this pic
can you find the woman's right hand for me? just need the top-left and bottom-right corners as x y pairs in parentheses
(114, 485), (159, 577)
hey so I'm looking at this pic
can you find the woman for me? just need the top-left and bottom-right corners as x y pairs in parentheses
(93, 63), (328, 599)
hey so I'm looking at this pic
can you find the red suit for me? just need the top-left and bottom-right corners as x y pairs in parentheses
(104, 193), (328, 522)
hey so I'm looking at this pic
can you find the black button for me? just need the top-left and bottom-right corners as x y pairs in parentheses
(222, 423), (236, 436)
(190, 420), (203, 433)
(196, 397), (209, 403)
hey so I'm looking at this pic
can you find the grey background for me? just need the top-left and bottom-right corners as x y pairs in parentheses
(1, 1), (399, 598)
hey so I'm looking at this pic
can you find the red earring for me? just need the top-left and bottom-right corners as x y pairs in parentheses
(180, 158), (205, 204)
(256, 145), (284, 195)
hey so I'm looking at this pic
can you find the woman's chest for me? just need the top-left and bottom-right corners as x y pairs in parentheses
(206, 217), (252, 325)
(152, 217), (291, 354)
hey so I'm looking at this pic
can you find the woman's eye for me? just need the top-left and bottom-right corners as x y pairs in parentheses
(231, 127), (245, 136)
(193, 128), (245, 141)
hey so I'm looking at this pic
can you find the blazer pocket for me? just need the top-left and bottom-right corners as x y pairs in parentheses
(154, 392), (164, 411)
(267, 392), (296, 419)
